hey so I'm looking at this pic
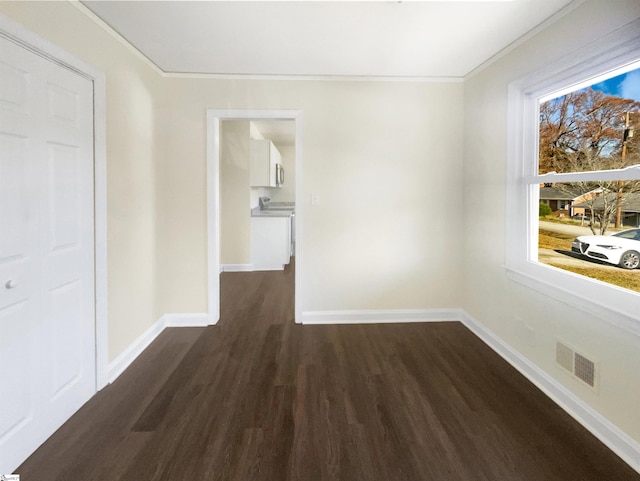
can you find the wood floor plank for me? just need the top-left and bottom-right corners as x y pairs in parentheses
(15, 261), (640, 480)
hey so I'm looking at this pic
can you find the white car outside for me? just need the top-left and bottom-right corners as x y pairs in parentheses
(571, 228), (640, 270)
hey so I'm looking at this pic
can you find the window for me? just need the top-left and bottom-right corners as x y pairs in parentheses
(505, 20), (640, 336)
(536, 64), (640, 291)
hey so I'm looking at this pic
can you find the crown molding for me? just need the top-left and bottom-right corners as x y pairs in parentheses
(163, 71), (464, 83)
(464, 0), (586, 81)
(70, 0), (164, 76)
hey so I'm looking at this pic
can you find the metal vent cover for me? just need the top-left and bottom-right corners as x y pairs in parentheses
(574, 352), (596, 387)
(555, 340), (597, 390)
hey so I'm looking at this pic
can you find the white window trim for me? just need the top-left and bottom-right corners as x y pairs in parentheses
(505, 18), (640, 338)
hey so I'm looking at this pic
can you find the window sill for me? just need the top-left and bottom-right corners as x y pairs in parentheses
(505, 262), (640, 338)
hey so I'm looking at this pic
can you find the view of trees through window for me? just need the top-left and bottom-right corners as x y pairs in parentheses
(537, 65), (640, 292)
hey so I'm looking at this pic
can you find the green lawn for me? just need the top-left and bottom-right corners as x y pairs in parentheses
(538, 229), (573, 251)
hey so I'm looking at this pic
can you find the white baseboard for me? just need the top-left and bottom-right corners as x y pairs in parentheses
(107, 312), (208, 383)
(300, 308), (462, 324)
(107, 316), (165, 383)
(161, 312), (210, 327)
(459, 311), (640, 475)
(220, 264), (254, 272)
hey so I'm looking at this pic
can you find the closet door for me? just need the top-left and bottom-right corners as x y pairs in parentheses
(0, 34), (96, 473)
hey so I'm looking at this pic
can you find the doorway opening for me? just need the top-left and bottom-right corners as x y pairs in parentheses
(206, 110), (303, 325)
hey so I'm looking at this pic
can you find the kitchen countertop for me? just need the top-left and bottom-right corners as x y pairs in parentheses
(251, 207), (295, 218)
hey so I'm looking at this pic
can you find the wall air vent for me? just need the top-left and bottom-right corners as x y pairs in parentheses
(555, 340), (598, 390)
(574, 352), (596, 388)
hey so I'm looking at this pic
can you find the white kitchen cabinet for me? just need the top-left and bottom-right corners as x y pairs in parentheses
(250, 139), (282, 187)
(251, 215), (291, 271)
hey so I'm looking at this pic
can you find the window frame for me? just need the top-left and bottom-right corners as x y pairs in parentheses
(505, 19), (640, 337)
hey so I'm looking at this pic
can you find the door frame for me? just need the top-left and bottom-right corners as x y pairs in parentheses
(206, 109), (303, 324)
(0, 14), (109, 389)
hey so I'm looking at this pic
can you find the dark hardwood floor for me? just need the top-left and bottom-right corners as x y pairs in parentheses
(17, 262), (640, 480)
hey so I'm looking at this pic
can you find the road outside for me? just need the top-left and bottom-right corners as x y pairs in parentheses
(539, 220), (594, 238)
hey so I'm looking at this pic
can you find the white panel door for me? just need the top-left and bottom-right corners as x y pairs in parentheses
(0, 35), (95, 472)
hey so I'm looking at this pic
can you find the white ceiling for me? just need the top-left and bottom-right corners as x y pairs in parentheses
(81, 0), (577, 79)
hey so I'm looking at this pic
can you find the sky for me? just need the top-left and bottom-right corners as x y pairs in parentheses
(592, 67), (640, 102)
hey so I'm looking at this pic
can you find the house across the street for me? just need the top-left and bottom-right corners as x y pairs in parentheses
(539, 185), (600, 218)
(573, 192), (640, 227)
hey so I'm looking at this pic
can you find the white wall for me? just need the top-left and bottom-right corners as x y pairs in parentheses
(154, 79), (465, 316)
(220, 120), (251, 265)
(462, 0), (640, 444)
